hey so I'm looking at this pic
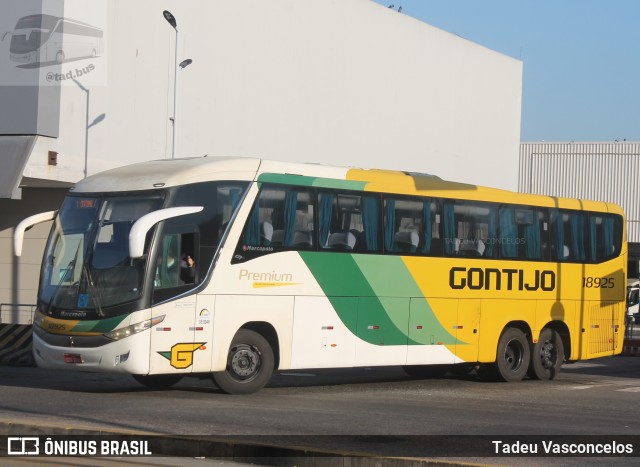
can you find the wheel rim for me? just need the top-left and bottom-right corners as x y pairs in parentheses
(539, 339), (557, 370)
(504, 338), (525, 372)
(229, 344), (261, 381)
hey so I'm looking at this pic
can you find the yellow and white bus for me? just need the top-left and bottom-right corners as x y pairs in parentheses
(14, 157), (627, 394)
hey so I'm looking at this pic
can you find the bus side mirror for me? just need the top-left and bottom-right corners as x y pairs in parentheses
(129, 206), (203, 258)
(14, 210), (57, 256)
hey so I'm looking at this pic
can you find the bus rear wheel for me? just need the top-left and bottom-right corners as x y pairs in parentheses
(495, 328), (530, 382)
(528, 328), (564, 380)
(212, 329), (274, 395)
(132, 374), (183, 389)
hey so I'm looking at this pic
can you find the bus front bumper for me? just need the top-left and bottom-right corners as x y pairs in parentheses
(32, 331), (150, 375)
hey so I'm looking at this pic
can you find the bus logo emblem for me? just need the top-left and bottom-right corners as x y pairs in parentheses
(158, 342), (206, 369)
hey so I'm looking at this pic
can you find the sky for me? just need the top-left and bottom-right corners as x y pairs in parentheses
(372, 0), (640, 142)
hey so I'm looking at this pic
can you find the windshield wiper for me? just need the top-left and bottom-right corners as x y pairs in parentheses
(82, 262), (104, 317)
(47, 239), (82, 315)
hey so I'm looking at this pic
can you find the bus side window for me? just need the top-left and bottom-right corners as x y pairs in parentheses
(383, 196), (439, 255)
(319, 191), (380, 253)
(550, 210), (586, 262)
(236, 185), (315, 261)
(444, 201), (496, 258)
(499, 207), (545, 261)
(589, 214), (622, 262)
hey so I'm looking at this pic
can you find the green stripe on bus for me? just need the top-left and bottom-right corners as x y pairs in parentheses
(353, 255), (460, 345)
(299, 252), (460, 346)
(70, 314), (128, 333)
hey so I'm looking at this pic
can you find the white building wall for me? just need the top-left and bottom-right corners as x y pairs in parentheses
(1, 0), (522, 313)
(20, 0), (522, 190)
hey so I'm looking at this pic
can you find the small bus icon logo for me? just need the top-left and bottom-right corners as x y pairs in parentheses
(7, 437), (39, 455)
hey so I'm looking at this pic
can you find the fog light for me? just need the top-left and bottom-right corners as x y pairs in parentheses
(114, 351), (130, 366)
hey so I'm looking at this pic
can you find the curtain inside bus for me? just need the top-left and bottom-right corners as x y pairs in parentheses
(422, 200), (432, 254)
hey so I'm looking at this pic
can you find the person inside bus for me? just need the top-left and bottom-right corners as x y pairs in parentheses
(156, 250), (195, 288)
(179, 253), (196, 284)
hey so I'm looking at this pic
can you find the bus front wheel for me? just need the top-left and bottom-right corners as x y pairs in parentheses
(495, 328), (530, 382)
(212, 329), (274, 395)
(528, 328), (564, 380)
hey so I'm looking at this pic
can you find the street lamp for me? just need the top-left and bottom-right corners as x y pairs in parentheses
(163, 10), (192, 159)
(73, 78), (106, 177)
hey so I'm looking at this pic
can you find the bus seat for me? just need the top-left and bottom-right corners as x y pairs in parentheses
(292, 230), (313, 248)
(271, 229), (284, 246)
(394, 231), (419, 253)
(260, 222), (273, 246)
(459, 239), (485, 257)
(327, 232), (356, 251)
(349, 229), (365, 252)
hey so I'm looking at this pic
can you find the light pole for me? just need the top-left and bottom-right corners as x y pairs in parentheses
(163, 10), (185, 159)
(73, 78), (106, 177)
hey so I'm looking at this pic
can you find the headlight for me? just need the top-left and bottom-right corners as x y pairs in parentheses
(32, 323), (46, 337)
(104, 315), (165, 341)
(33, 313), (46, 336)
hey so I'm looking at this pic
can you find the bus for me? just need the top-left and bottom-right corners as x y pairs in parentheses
(9, 14), (103, 65)
(14, 157), (627, 394)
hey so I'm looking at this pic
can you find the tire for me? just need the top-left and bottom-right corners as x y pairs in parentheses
(212, 329), (274, 394)
(494, 328), (530, 382)
(132, 374), (183, 389)
(55, 51), (65, 64)
(528, 328), (564, 380)
(403, 364), (448, 378)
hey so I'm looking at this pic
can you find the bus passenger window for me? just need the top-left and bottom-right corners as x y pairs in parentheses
(383, 197), (439, 255)
(498, 207), (545, 260)
(444, 202), (496, 258)
(550, 210), (586, 261)
(319, 191), (380, 253)
(236, 185), (315, 261)
(589, 214), (622, 262)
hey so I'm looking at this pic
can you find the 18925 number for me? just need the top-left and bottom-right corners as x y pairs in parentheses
(582, 277), (615, 288)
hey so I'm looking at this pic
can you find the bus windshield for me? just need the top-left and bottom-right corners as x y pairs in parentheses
(39, 181), (249, 316)
(40, 194), (164, 314)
